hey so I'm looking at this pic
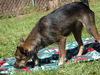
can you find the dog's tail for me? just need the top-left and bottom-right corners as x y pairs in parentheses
(81, 0), (89, 7)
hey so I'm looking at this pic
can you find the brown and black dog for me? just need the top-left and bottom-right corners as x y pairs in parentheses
(15, 0), (100, 68)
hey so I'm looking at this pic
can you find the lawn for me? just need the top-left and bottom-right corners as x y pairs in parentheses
(0, 1), (100, 75)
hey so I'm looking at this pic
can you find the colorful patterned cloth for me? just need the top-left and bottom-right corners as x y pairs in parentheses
(0, 37), (100, 74)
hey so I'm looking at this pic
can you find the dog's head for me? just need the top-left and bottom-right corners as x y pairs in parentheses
(14, 39), (32, 68)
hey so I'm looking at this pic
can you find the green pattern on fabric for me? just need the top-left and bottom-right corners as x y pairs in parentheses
(0, 37), (100, 74)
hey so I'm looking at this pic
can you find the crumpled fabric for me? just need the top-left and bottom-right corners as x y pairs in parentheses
(0, 37), (100, 74)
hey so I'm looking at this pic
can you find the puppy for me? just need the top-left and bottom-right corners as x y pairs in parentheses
(15, 0), (100, 68)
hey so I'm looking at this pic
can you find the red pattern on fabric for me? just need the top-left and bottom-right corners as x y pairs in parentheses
(46, 49), (50, 53)
(74, 57), (88, 61)
(0, 68), (6, 71)
(55, 50), (67, 54)
(55, 52), (59, 54)
(87, 48), (95, 52)
(0, 61), (5, 64)
(22, 67), (29, 70)
(66, 61), (72, 63)
(0, 61), (5, 66)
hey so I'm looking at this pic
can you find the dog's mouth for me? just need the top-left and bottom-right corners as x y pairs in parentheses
(14, 61), (26, 69)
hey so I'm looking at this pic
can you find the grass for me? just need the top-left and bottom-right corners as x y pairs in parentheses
(0, 11), (46, 58)
(0, 2), (100, 75)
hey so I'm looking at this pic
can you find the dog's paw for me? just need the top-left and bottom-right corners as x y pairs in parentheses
(58, 62), (64, 66)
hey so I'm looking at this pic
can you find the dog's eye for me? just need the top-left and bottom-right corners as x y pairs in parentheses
(15, 56), (21, 61)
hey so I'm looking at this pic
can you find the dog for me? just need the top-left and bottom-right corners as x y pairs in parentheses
(15, 0), (100, 68)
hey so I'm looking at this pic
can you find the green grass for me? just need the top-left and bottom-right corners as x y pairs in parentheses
(0, 2), (100, 75)
(0, 11), (46, 58)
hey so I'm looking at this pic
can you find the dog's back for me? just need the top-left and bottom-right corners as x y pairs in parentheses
(37, 1), (92, 43)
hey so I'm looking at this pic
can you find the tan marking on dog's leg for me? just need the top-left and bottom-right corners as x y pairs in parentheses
(77, 45), (84, 56)
(58, 37), (66, 65)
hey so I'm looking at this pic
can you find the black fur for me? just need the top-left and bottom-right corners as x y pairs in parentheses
(15, 0), (100, 68)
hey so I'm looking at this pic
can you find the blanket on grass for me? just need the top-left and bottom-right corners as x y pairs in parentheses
(0, 37), (100, 74)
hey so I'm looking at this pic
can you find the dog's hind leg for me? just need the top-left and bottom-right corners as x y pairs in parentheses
(81, 12), (100, 43)
(58, 36), (66, 65)
(72, 22), (84, 56)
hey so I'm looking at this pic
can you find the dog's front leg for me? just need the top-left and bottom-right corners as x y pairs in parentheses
(58, 37), (66, 65)
(32, 54), (40, 68)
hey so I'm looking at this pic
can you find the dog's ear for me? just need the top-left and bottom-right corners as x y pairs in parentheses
(20, 38), (25, 45)
(20, 38), (25, 42)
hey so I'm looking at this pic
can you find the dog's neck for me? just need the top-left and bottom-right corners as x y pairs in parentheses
(21, 27), (49, 54)
(23, 27), (41, 52)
